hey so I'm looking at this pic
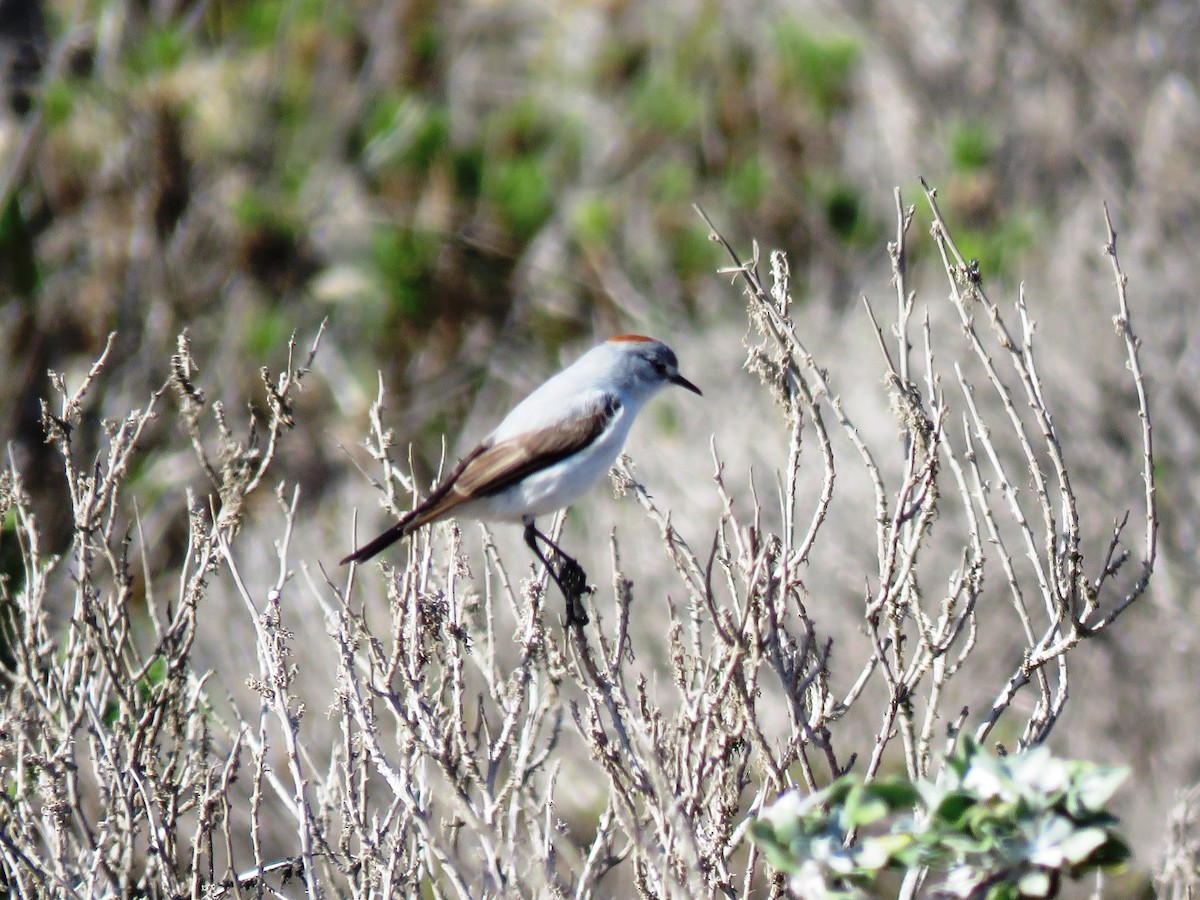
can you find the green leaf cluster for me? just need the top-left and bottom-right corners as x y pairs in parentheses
(949, 120), (997, 172)
(772, 23), (861, 118)
(749, 740), (1130, 899)
(750, 776), (920, 899)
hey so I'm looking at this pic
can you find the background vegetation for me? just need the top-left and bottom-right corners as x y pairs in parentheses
(2, 0), (1199, 895)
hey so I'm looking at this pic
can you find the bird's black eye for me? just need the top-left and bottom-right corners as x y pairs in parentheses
(651, 360), (666, 375)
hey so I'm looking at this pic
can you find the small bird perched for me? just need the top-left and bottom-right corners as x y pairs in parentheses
(341, 335), (702, 625)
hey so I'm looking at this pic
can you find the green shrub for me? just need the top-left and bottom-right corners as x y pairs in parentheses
(751, 740), (1130, 899)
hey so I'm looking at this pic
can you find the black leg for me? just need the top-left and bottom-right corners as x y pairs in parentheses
(523, 520), (590, 626)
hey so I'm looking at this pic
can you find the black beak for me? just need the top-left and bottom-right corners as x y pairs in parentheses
(671, 372), (703, 396)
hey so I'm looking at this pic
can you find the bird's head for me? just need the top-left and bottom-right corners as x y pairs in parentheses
(604, 335), (703, 399)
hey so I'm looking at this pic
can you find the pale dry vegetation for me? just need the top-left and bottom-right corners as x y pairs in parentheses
(4, 0), (1200, 896)
(0, 189), (1159, 895)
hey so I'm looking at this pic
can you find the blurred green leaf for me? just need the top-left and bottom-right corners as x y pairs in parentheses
(823, 180), (875, 244)
(102, 699), (120, 728)
(752, 739), (1130, 898)
(408, 25), (440, 71)
(245, 308), (293, 358)
(949, 120), (997, 172)
(827, 186), (859, 238)
(136, 656), (169, 704)
(652, 159), (696, 204)
(491, 96), (557, 154)
(126, 26), (190, 76)
(233, 0), (287, 45)
(860, 832), (915, 869)
(1083, 834), (1131, 870)
(371, 226), (439, 322)
(42, 79), (75, 128)
(486, 157), (554, 241)
(453, 147), (485, 200)
(755, 789), (817, 844)
(572, 196), (616, 247)
(229, 0), (335, 47)
(0, 195), (40, 298)
(725, 155), (769, 209)
(843, 784), (894, 827)
(630, 67), (702, 136)
(670, 222), (719, 279)
(773, 23), (860, 116)
(363, 95), (450, 173)
(861, 778), (921, 810)
(954, 215), (1036, 278)
(232, 188), (286, 232)
(403, 104), (450, 171)
(931, 792), (975, 827)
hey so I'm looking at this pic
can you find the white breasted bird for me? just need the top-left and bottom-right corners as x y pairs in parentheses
(341, 335), (702, 624)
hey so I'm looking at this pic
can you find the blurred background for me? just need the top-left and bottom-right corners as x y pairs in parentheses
(3, 0), (1200, 885)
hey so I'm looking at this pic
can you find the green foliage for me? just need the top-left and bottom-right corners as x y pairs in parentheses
(102, 656), (168, 728)
(407, 24), (441, 73)
(825, 185), (860, 240)
(371, 226), (439, 322)
(724, 155), (770, 209)
(486, 157), (555, 242)
(651, 159), (696, 204)
(34, 0), (876, 367)
(245, 308), (294, 358)
(751, 775), (920, 899)
(139, 656), (169, 701)
(223, 0), (337, 47)
(819, 179), (876, 245)
(491, 96), (556, 152)
(452, 146), (485, 200)
(0, 508), (20, 673)
(0, 195), (40, 297)
(41, 79), (76, 129)
(227, 0), (287, 46)
(750, 740), (1130, 899)
(772, 22), (861, 117)
(232, 188), (287, 232)
(363, 95), (451, 174)
(949, 120), (997, 171)
(126, 25), (190, 77)
(669, 222), (720, 280)
(927, 740), (1131, 895)
(955, 214), (1037, 279)
(630, 66), (703, 136)
(231, 185), (308, 264)
(571, 195), (616, 247)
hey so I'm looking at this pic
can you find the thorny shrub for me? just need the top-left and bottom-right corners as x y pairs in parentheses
(0, 186), (1155, 896)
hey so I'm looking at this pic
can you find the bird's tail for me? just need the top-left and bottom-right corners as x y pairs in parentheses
(341, 448), (481, 565)
(339, 517), (414, 566)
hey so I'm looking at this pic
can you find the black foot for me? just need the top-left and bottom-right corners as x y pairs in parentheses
(524, 521), (591, 627)
(555, 554), (590, 627)
(555, 553), (588, 597)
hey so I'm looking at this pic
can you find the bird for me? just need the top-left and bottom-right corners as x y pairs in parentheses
(341, 335), (703, 625)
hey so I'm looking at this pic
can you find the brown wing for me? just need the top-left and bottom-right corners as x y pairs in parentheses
(341, 393), (619, 565)
(407, 392), (621, 526)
